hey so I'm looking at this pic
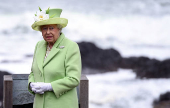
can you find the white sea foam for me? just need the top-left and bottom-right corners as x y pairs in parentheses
(1, 12), (170, 61)
(87, 69), (170, 108)
(63, 12), (170, 60)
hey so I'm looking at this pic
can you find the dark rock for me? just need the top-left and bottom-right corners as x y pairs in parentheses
(120, 56), (153, 69)
(154, 101), (170, 108)
(78, 42), (122, 74)
(135, 59), (170, 78)
(159, 92), (170, 101)
(153, 92), (170, 108)
(78, 41), (170, 78)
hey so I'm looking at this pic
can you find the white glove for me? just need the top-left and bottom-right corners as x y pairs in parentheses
(30, 82), (43, 94)
(30, 82), (38, 93)
(30, 82), (53, 94)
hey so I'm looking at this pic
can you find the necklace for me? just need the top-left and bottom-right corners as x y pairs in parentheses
(44, 44), (52, 61)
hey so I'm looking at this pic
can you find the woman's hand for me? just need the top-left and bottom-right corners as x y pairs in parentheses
(30, 82), (53, 94)
(30, 82), (40, 93)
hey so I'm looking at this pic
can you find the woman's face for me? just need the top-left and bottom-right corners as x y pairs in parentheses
(41, 24), (60, 44)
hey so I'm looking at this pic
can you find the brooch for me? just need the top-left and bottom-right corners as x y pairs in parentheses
(59, 46), (65, 49)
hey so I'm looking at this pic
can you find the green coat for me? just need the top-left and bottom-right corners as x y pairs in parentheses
(28, 33), (82, 108)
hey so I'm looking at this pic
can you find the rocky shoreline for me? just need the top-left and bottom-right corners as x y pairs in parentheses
(0, 41), (170, 108)
(153, 92), (170, 108)
(78, 42), (170, 108)
(78, 42), (170, 79)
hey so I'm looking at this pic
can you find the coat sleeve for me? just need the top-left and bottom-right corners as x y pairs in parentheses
(27, 41), (39, 95)
(51, 42), (82, 98)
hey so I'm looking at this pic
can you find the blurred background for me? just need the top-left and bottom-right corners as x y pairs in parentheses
(0, 0), (170, 108)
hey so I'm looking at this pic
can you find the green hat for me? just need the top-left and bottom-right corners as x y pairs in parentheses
(32, 8), (68, 31)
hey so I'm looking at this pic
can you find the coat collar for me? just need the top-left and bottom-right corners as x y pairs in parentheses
(36, 33), (65, 73)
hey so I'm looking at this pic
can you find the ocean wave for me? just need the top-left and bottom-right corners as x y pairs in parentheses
(87, 69), (170, 108)
(0, 11), (170, 60)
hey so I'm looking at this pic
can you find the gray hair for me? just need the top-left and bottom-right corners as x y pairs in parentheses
(56, 24), (63, 30)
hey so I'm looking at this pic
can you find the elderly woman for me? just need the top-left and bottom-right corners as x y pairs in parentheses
(28, 8), (81, 108)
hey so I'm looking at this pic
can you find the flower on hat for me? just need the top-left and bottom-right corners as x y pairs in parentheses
(34, 7), (50, 22)
(32, 7), (68, 31)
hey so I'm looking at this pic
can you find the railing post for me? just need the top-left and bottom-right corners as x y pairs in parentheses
(79, 74), (89, 108)
(3, 75), (13, 108)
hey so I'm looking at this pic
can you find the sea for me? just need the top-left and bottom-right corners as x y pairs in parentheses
(0, 0), (170, 108)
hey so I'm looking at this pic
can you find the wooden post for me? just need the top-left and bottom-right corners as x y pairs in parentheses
(3, 75), (13, 108)
(79, 74), (89, 108)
